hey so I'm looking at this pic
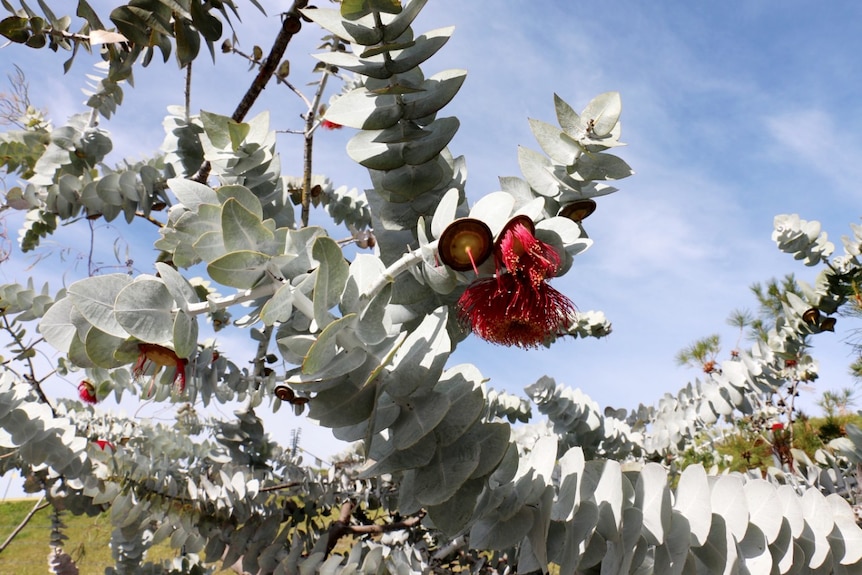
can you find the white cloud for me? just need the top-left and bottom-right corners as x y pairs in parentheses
(764, 108), (862, 196)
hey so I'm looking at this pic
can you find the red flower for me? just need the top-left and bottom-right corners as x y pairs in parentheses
(78, 380), (97, 404)
(94, 439), (114, 451)
(320, 119), (342, 130)
(771, 422), (784, 432)
(496, 217), (561, 286)
(133, 343), (188, 392)
(456, 216), (576, 348)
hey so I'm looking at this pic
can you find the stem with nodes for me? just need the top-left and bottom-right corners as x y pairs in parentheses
(300, 69), (330, 228)
(324, 499), (426, 556)
(184, 241), (436, 320)
(193, 0), (309, 184)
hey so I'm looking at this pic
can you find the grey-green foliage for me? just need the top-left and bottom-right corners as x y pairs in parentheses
(82, 63), (125, 120)
(831, 423), (862, 465)
(280, 174), (372, 233)
(7, 109), (173, 250)
(486, 388), (532, 424)
(773, 213), (835, 266)
(323, 185), (372, 231)
(303, 3), (468, 252)
(526, 376), (642, 460)
(4, 1), (862, 573)
(0, 368), (336, 573)
(468, 441), (862, 574)
(562, 309), (614, 339)
(0, 0), (258, 74)
(0, 374), (92, 486)
(281, 7), (862, 573)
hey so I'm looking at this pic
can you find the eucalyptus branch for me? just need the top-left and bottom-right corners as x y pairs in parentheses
(87, 217), (96, 276)
(42, 28), (94, 45)
(103, 474), (204, 509)
(134, 211), (164, 228)
(186, 282), (278, 316)
(230, 1), (308, 123)
(361, 242), (436, 301)
(224, 44), (313, 108)
(432, 535), (467, 562)
(193, 0), (309, 183)
(183, 61), (192, 122)
(324, 500), (426, 555)
(184, 242), (432, 323)
(184, 278), (315, 321)
(251, 324), (274, 386)
(281, 77), (313, 109)
(258, 481), (301, 493)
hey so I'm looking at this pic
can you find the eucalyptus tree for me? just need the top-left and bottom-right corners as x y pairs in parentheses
(1, 1), (862, 574)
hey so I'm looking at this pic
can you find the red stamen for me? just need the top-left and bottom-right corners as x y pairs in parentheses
(466, 246), (480, 276)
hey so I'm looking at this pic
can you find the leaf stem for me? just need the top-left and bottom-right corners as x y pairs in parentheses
(185, 242), (433, 321)
(361, 241), (437, 301)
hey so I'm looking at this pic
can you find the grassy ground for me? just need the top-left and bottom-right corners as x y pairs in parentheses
(0, 499), (230, 574)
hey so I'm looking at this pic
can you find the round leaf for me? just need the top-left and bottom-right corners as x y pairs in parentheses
(67, 274), (133, 338)
(207, 250), (270, 289)
(172, 311), (198, 359)
(114, 277), (175, 343)
(39, 297), (77, 353)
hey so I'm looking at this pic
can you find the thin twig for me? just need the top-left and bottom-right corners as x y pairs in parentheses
(324, 500), (426, 555)
(251, 324), (274, 390)
(258, 481), (301, 493)
(134, 212), (165, 228)
(87, 218), (96, 276)
(0, 496), (49, 555)
(1, 315), (54, 415)
(184, 61), (193, 122)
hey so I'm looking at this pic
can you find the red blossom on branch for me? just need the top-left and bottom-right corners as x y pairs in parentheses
(457, 273), (575, 348)
(320, 118), (342, 130)
(77, 380), (97, 404)
(133, 343), (188, 392)
(453, 216), (576, 348)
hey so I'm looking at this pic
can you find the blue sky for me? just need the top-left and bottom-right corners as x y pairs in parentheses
(2, 1), (862, 494)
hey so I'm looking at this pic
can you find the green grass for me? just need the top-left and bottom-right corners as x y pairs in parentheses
(0, 499), (229, 574)
(0, 497), (363, 574)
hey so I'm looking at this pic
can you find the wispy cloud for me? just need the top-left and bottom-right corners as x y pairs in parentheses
(764, 108), (862, 197)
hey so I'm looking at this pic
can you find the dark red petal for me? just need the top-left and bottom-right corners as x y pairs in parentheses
(132, 353), (147, 379)
(496, 219), (561, 284)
